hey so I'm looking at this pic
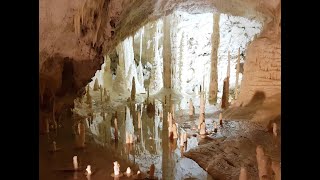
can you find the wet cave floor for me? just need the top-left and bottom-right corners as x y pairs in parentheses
(39, 90), (280, 180)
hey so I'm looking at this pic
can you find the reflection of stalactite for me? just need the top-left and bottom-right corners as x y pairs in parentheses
(209, 13), (220, 103)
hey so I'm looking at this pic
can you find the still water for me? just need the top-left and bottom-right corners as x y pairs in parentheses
(39, 90), (220, 180)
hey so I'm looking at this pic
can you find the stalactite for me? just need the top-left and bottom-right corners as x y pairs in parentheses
(209, 13), (220, 103)
(163, 15), (172, 89)
(93, 78), (99, 91)
(221, 77), (230, 109)
(235, 47), (240, 100)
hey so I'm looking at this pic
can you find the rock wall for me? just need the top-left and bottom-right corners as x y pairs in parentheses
(237, 0), (281, 106)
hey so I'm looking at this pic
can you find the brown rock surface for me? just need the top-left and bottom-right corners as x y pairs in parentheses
(183, 121), (280, 180)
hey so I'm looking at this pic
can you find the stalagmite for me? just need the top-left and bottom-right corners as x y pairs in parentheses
(221, 77), (230, 109)
(86, 85), (92, 105)
(93, 78), (99, 91)
(113, 161), (120, 176)
(219, 113), (223, 125)
(209, 13), (220, 103)
(273, 123), (278, 136)
(189, 99), (194, 116)
(199, 122), (206, 135)
(256, 145), (272, 179)
(131, 77), (136, 101)
(239, 167), (248, 180)
(198, 113), (205, 129)
(86, 165), (92, 176)
(163, 15), (172, 89)
(235, 47), (241, 100)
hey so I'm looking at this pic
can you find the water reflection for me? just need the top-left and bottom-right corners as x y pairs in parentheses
(83, 96), (213, 179)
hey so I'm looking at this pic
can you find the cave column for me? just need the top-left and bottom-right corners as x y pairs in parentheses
(209, 13), (220, 103)
(163, 15), (172, 89)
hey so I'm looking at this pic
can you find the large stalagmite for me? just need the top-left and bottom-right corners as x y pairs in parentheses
(209, 13), (220, 103)
(163, 15), (172, 89)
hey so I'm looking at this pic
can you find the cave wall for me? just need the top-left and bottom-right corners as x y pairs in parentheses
(237, 1), (281, 106)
